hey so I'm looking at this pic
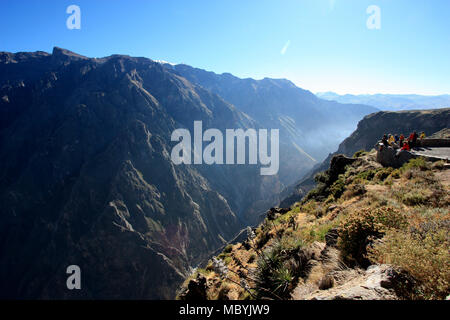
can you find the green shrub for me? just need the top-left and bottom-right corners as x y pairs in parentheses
(271, 267), (294, 295)
(368, 229), (450, 299)
(431, 160), (446, 170)
(304, 183), (328, 202)
(301, 200), (318, 214)
(254, 239), (306, 299)
(401, 157), (431, 172)
(400, 189), (430, 206)
(223, 256), (232, 265)
(356, 169), (376, 181)
(374, 167), (394, 182)
(390, 169), (401, 179)
(314, 171), (330, 184)
(353, 150), (367, 158)
(223, 244), (233, 253)
(342, 183), (367, 200)
(256, 229), (271, 249)
(330, 175), (346, 198)
(338, 206), (408, 266)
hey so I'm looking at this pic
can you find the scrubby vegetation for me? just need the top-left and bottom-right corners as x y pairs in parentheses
(178, 152), (449, 300)
(338, 206), (408, 266)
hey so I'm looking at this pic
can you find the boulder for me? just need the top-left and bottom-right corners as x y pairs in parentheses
(305, 265), (405, 300)
(177, 274), (208, 301)
(376, 143), (415, 168)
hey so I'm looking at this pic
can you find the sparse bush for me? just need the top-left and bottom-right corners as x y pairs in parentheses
(304, 183), (328, 202)
(431, 160), (446, 170)
(338, 206), (408, 266)
(330, 175), (346, 198)
(271, 267), (294, 295)
(428, 188), (450, 207)
(254, 239), (307, 299)
(324, 195), (336, 204)
(315, 171), (330, 184)
(374, 167), (394, 182)
(313, 206), (326, 218)
(248, 253), (256, 264)
(383, 177), (393, 186)
(399, 189), (430, 206)
(342, 183), (366, 200)
(256, 229), (271, 249)
(390, 169), (401, 179)
(217, 282), (232, 300)
(393, 177), (446, 207)
(353, 150), (367, 158)
(303, 223), (336, 243)
(368, 229), (450, 299)
(301, 200), (318, 215)
(355, 169), (376, 182)
(223, 256), (232, 265)
(401, 157), (431, 172)
(223, 244), (233, 253)
(402, 168), (435, 181)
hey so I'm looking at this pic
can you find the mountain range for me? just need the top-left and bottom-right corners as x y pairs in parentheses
(316, 92), (450, 111)
(0, 47), (377, 299)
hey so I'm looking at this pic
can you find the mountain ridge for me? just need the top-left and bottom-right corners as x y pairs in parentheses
(0, 47), (379, 299)
(317, 92), (450, 111)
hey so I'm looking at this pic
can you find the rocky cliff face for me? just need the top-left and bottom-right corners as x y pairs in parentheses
(335, 108), (450, 157)
(0, 47), (385, 299)
(0, 48), (282, 299)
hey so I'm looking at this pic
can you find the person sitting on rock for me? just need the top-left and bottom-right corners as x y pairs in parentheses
(388, 134), (395, 145)
(382, 134), (389, 147)
(420, 132), (426, 139)
(399, 134), (405, 146)
(402, 141), (410, 151)
(409, 131), (418, 148)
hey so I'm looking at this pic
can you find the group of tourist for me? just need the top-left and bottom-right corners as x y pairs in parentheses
(381, 131), (426, 151)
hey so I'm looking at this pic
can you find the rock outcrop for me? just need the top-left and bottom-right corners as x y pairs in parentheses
(177, 274), (208, 301)
(281, 108), (450, 207)
(304, 265), (404, 300)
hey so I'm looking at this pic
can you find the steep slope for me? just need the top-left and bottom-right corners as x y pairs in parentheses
(281, 108), (450, 207)
(179, 152), (450, 300)
(162, 64), (378, 184)
(0, 48), (280, 299)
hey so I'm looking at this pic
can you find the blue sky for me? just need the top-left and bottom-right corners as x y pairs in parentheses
(1, 0), (449, 95)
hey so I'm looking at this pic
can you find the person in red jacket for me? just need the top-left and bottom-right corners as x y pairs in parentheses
(409, 131), (418, 148)
(402, 141), (410, 151)
(399, 134), (405, 147)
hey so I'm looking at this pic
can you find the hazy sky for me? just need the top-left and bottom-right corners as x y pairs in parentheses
(1, 0), (449, 95)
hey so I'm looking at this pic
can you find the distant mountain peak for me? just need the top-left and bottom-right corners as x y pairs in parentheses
(52, 46), (88, 60)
